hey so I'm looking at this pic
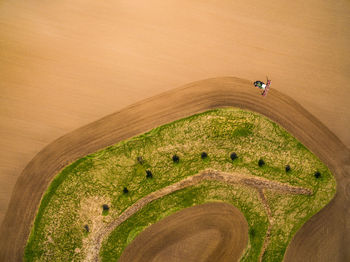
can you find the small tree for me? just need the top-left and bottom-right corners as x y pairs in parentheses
(201, 152), (208, 159)
(285, 165), (291, 172)
(314, 171), (321, 179)
(258, 159), (265, 167)
(123, 187), (129, 194)
(146, 170), (153, 178)
(172, 154), (180, 163)
(102, 204), (110, 216)
(84, 224), (89, 233)
(230, 152), (238, 161)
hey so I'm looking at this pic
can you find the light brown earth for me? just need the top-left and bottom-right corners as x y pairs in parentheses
(1, 0), (350, 228)
(0, 77), (349, 261)
(118, 202), (248, 262)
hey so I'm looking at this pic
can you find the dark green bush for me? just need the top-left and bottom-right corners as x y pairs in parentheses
(314, 171), (321, 179)
(285, 165), (291, 172)
(146, 170), (153, 178)
(230, 152), (238, 161)
(102, 204), (110, 216)
(172, 154), (179, 163)
(258, 159), (265, 167)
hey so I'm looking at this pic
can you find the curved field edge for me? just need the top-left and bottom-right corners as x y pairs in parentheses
(23, 107), (336, 262)
(101, 182), (268, 262)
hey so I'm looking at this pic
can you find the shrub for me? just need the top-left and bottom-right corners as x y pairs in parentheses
(285, 165), (291, 172)
(172, 154), (180, 163)
(137, 156), (144, 165)
(123, 187), (129, 194)
(314, 171), (321, 179)
(230, 152), (238, 161)
(84, 225), (89, 233)
(258, 159), (265, 167)
(146, 170), (153, 178)
(201, 152), (208, 159)
(102, 204), (110, 216)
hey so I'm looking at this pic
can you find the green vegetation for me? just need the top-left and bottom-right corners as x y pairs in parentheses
(230, 152), (238, 161)
(101, 181), (268, 262)
(24, 108), (336, 262)
(145, 170), (153, 179)
(258, 158), (265, 167)
(102, 205), (109, 216)
(285, 165), (291, 172)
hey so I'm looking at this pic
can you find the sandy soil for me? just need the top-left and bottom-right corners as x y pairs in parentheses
(0, 0), (349, 227)
(118, 202), (248, 262)
(0, 77), (349, 261)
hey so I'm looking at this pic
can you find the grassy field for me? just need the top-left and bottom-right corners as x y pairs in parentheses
(24, 108), (336, 261)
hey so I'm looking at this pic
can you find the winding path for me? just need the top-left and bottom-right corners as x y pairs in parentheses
(0, 77), (349, 261)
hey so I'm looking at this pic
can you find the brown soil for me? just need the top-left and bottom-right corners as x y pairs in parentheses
(0, 77), (349, 261)
(1, 0), (349, 228)
(118, 202), (248, 262)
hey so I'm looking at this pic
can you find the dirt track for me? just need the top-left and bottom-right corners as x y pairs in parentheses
(118, 202), (248, 262)
(0, 77), (349, 261)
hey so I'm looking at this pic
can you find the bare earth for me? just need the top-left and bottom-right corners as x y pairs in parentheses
(118, 202), (248, 262)
(0, 77), (349, 261)
(0, 0), (349, 227)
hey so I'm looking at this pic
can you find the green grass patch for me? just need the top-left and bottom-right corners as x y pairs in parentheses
(24, 108), (336, 262)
